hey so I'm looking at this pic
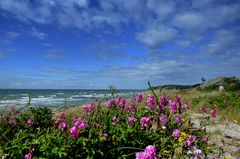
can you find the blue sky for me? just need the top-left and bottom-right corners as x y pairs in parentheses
(0, 0), (239, 89)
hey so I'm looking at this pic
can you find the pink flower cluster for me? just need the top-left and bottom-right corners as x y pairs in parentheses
(187, 146), (202, 158)
(115, 98), (126, 108)
(176, 116), (182, 125)
(59, 112), (66, 119)
(147, 95), (155, 109)
(112, 116), (119, 122)
(160, 96), (168, 107)
(182, 103), (189, 109)
(169, 100), (178, 114)
(186, 135), (196, 147)
(128, 116), (136, 124)
(124, 102), (131, 110)
(140, 116), (151, 129)
(136, 145), (157, 159)
(70, 117), (88, 138)
(106, 99), (114, 108)
(159, 114), (167, 125)
(82, 103), (95, 114)
(199, 107), (208, 113)
(200, 107), (218, 118)
(135, 94), (143, 103)
(25, 150), (33, 159)
(58, 121), (68, 132)
(172, 129), (181, 138)
(175, 95), (181, 102)
(25, 153), (32, 159)
(27, 118), (33, 127)
(106, 98), (129, 109)
(210, 108), (217, 118)
(55, 112), (68, 132)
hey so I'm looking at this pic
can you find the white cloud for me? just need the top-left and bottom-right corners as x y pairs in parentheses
(0, 0), (239, 49)
(31, 28), (47, 40)
(173, 12), (205, 31)
(173, 2), (240, 32)
(136, 25), (177, 49)
(176, 40), (191, 48)
(0, 31), (19, 44)
(146, 0), (175, 20)
(203, 29), (239, 56)
(0, 0), (239, 88)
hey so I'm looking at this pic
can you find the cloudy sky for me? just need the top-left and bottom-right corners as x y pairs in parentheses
(0, 0), (239, 89)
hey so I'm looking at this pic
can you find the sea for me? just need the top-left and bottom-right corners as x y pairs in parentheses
(0, 89), (143, 109)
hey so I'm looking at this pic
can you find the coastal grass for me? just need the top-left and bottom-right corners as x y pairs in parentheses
(65, 88), (240, 123)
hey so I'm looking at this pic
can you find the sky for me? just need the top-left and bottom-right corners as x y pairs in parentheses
(0, 0), (239, 89)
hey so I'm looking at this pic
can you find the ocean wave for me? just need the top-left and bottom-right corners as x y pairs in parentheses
(0, 90), (143, 108)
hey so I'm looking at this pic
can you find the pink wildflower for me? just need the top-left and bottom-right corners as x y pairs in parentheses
(115, 98), (126, 108)
(199, 107), (208, 113)
(82, 105), (88, 113)
(128, 116), (136, 124)
(71, 117), (88, 138)
(160, 96), (168, 106)
(82, 103), (95, 114)
(77, 119), (88, 129)
(159, 114), (167, 125)
(72, 117), (80, 125)
(175, 95), (181, 102)
(210, 108), (217, 118)
(188, 146), (202, 159)
(176, 116), (182, 125)
(147, 95), (155, 109)
(72, 117), (88, 129)
(70, 126), (79, 138)
(135, 152), (152, 159)
(124, 102), (131, 110)
(135, 145), (157, 159)
(136, 94), (143, 103)
(172, 129), (181, 138)
(106, 99), (114, 108)
(140, 116), (151, 128)
(182, 103), (190, 109)
(145, 145), (157, 158)
(186, 135), (196, 147)
(99, 132), (108, 137)
(169, 100), (177, 114)
(27, 119), (33, 127)
(59, 112), (66, 119)
(88, 103), (95, 114)
(112, 116), (119, 122)
(55, 118), (61, 125)
(25, 152), (32, 159)
(58, 121), (68, 132)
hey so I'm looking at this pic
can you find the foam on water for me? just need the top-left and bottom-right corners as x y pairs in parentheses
(0, 89), (143, 108)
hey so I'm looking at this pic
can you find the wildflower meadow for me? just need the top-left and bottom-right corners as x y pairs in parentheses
(0, 84), (220, 159)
